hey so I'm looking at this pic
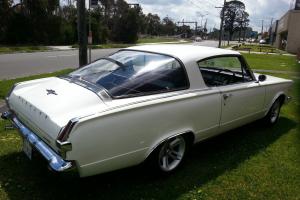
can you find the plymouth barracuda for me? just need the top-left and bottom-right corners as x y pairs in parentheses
(1, 45), (293, 177)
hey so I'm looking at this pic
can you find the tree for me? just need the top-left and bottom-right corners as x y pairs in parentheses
(119, 8), (139, 43)
(177, 25), (192, 38)
(161, 16), (177, 36)
(145, 13), (161, 35)
(0, 0), (182, 45)
(241, 12), (249, 41)
(236, 11), (249, 42)
(222, 0), (248, 43)
(0, 0), (13, 43)
(60, 4), (77, 44)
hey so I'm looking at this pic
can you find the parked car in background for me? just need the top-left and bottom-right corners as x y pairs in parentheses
(194, 37), (202, 42)
(2, 45), (292, 177)
(259, 39), (267, 44)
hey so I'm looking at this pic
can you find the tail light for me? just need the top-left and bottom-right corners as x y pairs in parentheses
(57, 118), (79, 142)
(5, 83), (19, 109)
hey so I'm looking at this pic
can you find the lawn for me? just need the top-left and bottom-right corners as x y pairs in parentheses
(0, 37), (185, 54)
(0, 46), (50, 54)
(0, 54), (299, 200)
(242, 53), (300, 72)
(234, 44), (286, 54)
(137, 36), (184, 44)
(71, 43), (133, 49)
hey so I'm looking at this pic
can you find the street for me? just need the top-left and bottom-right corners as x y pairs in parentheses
(0, 48), (118, 80)
(0, 40), (219, 80)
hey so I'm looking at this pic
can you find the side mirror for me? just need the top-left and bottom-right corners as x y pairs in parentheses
(258, 74), (267, 82)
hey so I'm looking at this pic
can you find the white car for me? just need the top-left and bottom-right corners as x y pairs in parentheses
(194, 37), (202, 42)
(2, 45), (292, 177)
(259, 39), (267, 44)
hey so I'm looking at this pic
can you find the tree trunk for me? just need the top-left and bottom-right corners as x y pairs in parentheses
(227, 32), (230, 45)
(243, 28), (246, 41)
(228, 31), (233, 45)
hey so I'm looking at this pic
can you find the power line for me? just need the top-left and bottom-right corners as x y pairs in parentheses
(187, 0), (219, 17)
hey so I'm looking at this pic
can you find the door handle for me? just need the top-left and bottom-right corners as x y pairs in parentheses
(223, 93), (232, 100)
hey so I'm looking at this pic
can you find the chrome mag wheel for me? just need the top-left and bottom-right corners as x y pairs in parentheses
(158, 136), (186, 172)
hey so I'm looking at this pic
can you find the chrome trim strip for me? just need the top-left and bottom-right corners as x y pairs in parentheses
(59, 76), (112, 102)
(78, 88), (214, 121)
(2, 111), (74, 172)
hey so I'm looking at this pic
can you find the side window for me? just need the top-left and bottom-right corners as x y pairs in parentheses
(198, 56), (253, 87)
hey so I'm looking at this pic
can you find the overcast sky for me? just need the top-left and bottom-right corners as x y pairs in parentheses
(125, 0), (295, 32)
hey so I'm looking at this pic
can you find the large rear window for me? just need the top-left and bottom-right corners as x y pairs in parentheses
(69, 50), (189, 98)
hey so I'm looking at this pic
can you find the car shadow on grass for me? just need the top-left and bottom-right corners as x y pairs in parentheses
(0, 117), (297, 200)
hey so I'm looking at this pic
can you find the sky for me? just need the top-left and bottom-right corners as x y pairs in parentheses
(125, 0), (295, 32)
(14, 0), (295, 32)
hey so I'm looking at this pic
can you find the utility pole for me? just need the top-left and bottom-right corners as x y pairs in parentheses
(77, 0), (87, 67)
(261, 19), (264, 38)
(204, 19), (207, 39)
(216, 0), (226, 48)
(88, 0), (92, 63)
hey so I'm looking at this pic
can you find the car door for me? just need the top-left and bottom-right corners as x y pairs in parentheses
(198, 55), (265, 132)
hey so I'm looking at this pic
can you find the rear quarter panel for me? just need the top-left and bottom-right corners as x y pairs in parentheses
(67, 89), (221, 177)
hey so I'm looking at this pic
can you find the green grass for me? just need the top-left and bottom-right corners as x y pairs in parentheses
(220, 44), (235, 49)
(71, 43), (133, 49)
(0, 54), (299, 200)
(242, 53), (300, 72)
(0, 46), (50, 54)
(137, 37), (183, 44)
(0, 69), (73, 99)
(235, 44), (286, 54)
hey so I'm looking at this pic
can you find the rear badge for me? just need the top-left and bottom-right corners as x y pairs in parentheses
(46, 89), (57, 95)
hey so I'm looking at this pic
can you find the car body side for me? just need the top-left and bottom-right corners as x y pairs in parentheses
(62, 52), (292, 177)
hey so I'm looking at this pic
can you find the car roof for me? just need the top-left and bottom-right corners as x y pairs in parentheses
(125, 44), (240, 63)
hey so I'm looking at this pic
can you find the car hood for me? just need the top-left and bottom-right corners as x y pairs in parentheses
(8, 77), (107, 142)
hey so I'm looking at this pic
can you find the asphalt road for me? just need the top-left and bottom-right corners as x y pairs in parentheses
(0, 40), (220, 80)
(0, 48), (119, 80)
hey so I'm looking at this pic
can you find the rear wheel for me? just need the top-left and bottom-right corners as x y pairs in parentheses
(149, 135), (188, 174)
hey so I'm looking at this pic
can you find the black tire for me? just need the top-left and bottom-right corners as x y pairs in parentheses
(147, 135), (190, 174)
(264, 98), (282, 125)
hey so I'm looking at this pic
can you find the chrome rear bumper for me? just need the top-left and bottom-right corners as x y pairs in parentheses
(1, 111), (74, 172)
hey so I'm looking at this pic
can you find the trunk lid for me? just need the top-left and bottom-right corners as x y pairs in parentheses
(8, 77), (107, 146)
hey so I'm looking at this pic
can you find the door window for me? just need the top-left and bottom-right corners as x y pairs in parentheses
(198, 56), (254, 87)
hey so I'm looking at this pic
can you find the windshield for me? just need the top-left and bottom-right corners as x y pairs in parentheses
(69, 50), (189, 98)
